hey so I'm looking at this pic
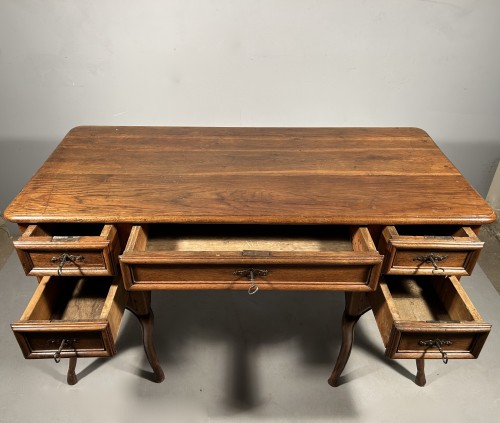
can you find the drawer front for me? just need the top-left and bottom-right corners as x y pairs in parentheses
(380, 226), (483, 276)
(389, 248), (479, 276)
(120, 225), (383, 292)
(386, 323), (490, 359)
(370, 276), (491, 360)
(14, 224), (120, 276)
(19, 249), (112, 276)
(120, 261), (380, 291)
(11, 275), (127, 359)
(11, 323), (116, 359)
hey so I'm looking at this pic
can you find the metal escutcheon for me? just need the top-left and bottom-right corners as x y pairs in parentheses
(418, 338), (453, 364)
(233, 268), (269, 295)
(413, 253), (448, 274)
(51, 252), (85, 276)
(49, 338), (78, 363)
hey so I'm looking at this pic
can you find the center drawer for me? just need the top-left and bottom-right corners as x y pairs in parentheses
(119, 225), (383, 291)
(11, 275), (127, 359)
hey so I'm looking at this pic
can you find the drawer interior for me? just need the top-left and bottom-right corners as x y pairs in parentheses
(22, 276), (115, 322)
(389, 225), (475, 239)
(135, 224), (358, 253)
(21, 223), (110, 239)
(385, 276), (476, 323)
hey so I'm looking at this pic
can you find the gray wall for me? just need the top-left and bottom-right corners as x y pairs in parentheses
(1, 0), (500, 216)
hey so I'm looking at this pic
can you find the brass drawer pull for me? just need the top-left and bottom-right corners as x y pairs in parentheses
(413, 253), (448, 273)
(51, 252), (85, 276)
(233, 268), (269, 295)
(49, 338), (79, 363)
(418, 338), (453, 364)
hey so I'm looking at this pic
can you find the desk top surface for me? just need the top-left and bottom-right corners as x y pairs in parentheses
(4, 126), (496, 225)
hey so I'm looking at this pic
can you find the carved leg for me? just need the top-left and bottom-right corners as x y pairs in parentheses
(415, 359), (426, 386)
(67, 357), (78, 385)
(328, 292), (371, 387)
(126, 291), (165, 383)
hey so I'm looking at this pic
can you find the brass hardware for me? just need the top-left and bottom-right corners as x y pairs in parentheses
(418, 338), (453, 364)
(51, 252), (85, 276)
(52, 236), (81, 242)
(49, 338), (78, 363)
(233, 268), (269, 295)
(413, 253), (448, 273)
(242, 250), (272, 257)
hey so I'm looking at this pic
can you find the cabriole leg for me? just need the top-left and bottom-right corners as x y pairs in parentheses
(126, 291), (165, 383)
(328, 292), (371, 387)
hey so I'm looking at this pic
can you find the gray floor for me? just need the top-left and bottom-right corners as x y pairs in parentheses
(1, 225), (499, 423)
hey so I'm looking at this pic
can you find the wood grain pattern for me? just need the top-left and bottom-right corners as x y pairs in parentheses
(11, 275), (127, 359)
(59, 277), (107, 320)
(369, 276), (491, 359)
(4, 126), (495, 225)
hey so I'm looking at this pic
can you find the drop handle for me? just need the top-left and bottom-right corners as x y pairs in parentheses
(233, 268), (269, 295)
(418, 338), (452, 364)
(413, 253), (448, 273)
(51, 252), (85, 275)
(49, 338), (78, 363)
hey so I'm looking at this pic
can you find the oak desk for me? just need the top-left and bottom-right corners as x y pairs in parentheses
(4, 127), (495, 387)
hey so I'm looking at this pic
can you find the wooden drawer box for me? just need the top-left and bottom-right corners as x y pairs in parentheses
(370, 276), (490, 360)
(119, 225), (383, 292)
(14, 224), (120, 276)
(379, 226), (483, 276)
(11, 275), (127, 359)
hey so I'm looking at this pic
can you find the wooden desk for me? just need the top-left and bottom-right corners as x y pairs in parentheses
(4, 126), (495, 387)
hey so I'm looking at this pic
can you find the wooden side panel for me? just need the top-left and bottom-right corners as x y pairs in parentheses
(101, 276), (128, 342)
(438, 276), (484, 322)
(352, 227), (383, 290)
(369, 280), (397, 346)
(101, 224), (121, 275)
(19, 276), (53, 321)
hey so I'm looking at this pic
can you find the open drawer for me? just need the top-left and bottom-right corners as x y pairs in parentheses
(379, 226), (483, 276)
(370, 275), (491, 360)
(119, 225), (383, 292)
(14, 224), (121, 276)
(11, 275), (127, 359)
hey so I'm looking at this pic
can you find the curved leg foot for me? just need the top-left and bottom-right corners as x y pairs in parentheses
(328, 293), (371, 387)
(328, 312), (362, 387)
(136, 308), (165, 383)
(67, 357), (78, 385)
(127, 291), (165, 383)
(415, 359), (426, 387)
